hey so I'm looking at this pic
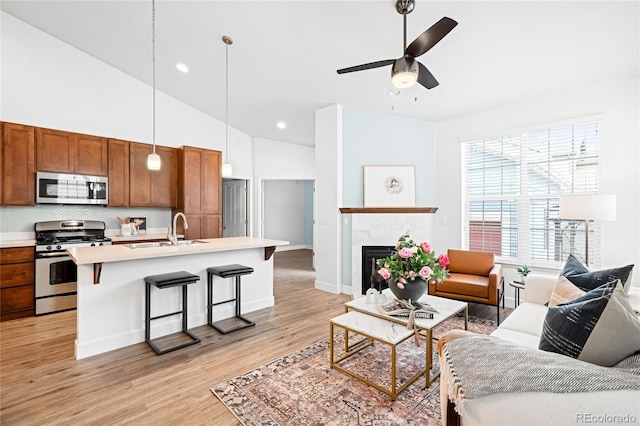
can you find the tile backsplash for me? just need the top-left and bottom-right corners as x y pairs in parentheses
(0, 205), (171, 234)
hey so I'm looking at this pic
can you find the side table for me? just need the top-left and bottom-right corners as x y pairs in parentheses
(509, 280), (525, 307)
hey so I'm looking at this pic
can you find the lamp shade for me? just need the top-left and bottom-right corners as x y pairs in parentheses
(559, 194), (616, 221)
(221, 162), (232, 177)
(147, 152), (161, 171)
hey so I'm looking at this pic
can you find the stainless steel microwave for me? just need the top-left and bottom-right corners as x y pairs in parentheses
(36, 172), (108, 205)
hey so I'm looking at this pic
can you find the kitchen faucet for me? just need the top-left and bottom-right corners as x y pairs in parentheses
(168, 212), (188, 244)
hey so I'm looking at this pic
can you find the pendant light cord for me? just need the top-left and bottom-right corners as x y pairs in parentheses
(152, 0), (157, 154)
(225, 40), (229, 162)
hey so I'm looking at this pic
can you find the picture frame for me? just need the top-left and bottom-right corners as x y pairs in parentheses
(363, 165), (416, 207)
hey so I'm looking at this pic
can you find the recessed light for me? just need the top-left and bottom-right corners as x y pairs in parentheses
(276, 122), (287, 129)
(176, 63), (189, 73)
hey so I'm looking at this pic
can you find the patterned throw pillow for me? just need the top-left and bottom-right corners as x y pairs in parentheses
(539, 280), (640, 366)
(548, 276), (585, 307)
(560, 254), (634, 293)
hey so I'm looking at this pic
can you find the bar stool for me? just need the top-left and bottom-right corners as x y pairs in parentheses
(145, 271), (201, 355)
(207, 264), (255, 334)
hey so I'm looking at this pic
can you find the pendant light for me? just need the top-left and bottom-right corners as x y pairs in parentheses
(147, 0), (161, 171)
(221, 35), (233, 177)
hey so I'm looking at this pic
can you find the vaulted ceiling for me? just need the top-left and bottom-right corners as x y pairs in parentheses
(2, 1), (638, 146)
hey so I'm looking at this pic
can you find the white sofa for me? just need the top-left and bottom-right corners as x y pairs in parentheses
(439, 273), (640, 426)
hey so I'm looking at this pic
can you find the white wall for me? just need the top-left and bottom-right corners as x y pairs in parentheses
(253, 137), (315, 238)
(433, 77), (640, 294)
(263, 180), (308, 248)
(314, 104), (343, 294)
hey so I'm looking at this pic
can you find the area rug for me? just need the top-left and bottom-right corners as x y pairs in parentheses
(211, 315), (496, 425)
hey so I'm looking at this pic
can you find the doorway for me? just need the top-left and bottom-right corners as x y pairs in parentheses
(222, 178), (248, 237)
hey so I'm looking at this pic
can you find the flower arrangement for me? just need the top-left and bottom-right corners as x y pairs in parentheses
(377, 234), (449, 289)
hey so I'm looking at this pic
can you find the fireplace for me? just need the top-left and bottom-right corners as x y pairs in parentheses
(361, 245), (395, 295)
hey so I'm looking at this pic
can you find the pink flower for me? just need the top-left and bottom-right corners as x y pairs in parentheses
(409, 270), (416, 278)
(399, 277), (407, 284)
(419, 266), (433, 279)
(398, 248), (412, 259)
(420, 242), (431, 253)
(396, 282), (405, 289)
(438, 254), (450, 267)
(410, 246), (419, 255)
(377, 268), (391, 280)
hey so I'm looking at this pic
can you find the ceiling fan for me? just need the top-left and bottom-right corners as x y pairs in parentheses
(337, 0), (457, 90)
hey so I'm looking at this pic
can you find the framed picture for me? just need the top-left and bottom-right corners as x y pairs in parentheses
(363, 165), (416, 207)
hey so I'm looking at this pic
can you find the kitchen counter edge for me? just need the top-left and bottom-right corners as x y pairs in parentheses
(67, 236), (289, 265)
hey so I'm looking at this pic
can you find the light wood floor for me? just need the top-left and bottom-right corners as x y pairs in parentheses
(0, 249), (510, 425)
(0, 249), (351, 425)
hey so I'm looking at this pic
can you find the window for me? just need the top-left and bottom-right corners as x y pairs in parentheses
(462, 119), (602, 267)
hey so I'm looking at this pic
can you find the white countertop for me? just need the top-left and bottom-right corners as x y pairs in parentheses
(67, 236), (289, 265)
(0, 239), (36, 249)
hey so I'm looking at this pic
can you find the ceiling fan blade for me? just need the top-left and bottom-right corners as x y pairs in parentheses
(405, 17), (458, 58)
(417, 62), (439, 89)
(337, 59), (395, 74)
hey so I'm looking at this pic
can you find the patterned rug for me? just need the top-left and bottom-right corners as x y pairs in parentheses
(211, 315), (496, 426)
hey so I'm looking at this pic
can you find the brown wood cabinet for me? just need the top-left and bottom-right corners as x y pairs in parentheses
(36, 128), (108, 176)
(129, 142), (177, 208)
(0, 247), (35, 321)
(1, 122), (36, 206)
(175, 146), (222, 239)
(107, 139), (130, 207)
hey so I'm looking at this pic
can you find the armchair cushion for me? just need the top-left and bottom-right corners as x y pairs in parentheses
(560, 254), (634, 293)
(447, 249), (494, 276)
(435, 273), (490, 298)
(539, 279), (640, 366)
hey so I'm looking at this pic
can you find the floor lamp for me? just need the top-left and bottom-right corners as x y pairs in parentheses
(559, 194), (616, 267)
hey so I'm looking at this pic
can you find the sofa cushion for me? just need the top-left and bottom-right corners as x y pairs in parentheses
(560, 254), (634, 293)
(539, 280), (640, 366)
(490, 328), (541, 348)
(447, 249), (494, 276)
(436, 273), (489, 298)
(548, 276), (586, 307)
(494, 301), (547, 337)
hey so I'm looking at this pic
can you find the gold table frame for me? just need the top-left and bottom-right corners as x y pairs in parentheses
(343, 290), (468, 389)
(329, 311), (423, 400)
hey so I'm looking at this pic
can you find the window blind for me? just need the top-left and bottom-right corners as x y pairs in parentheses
(462, 120), (602, 268)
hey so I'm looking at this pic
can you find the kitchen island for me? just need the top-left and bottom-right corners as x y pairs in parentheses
(67, 237), (288, 359)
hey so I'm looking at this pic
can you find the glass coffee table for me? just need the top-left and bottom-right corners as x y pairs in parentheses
(340, 289), (468, 391)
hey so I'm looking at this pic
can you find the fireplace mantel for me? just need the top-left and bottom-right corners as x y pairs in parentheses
(339, 207), (438, 214)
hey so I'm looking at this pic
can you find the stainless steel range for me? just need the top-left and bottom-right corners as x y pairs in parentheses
(34, 220), (112, 315)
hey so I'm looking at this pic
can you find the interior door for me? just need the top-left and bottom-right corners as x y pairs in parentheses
(222, 179), (247, 237)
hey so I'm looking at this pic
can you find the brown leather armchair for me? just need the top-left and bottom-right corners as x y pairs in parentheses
(428, 249), (505, 324)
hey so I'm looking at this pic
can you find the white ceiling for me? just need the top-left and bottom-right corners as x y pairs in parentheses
(2, 1), (638, 146)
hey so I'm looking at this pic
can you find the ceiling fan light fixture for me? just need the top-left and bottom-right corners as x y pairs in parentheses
(391, 57), (418, 89)
(391, 71), (418, 88)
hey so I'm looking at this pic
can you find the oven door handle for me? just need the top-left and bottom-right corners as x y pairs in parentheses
(36, 252), (69, 258)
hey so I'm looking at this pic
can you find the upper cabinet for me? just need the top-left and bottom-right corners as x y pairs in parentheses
(107, 139), (130, 207)
(129, 142), (177, 208)
(175, 146), (222, 239)
(36, 128), (108, 176)
(1, 122), (36, 206)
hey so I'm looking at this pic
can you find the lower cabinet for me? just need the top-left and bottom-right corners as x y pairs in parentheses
(0, 247), (35, 321)
(184, 214), (221, 240)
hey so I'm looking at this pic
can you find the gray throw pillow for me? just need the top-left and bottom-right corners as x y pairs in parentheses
(560, 254), (634, 293)
(539, 280), (640, 367)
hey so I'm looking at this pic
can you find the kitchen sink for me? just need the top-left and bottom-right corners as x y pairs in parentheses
(125, 240), (208, 249)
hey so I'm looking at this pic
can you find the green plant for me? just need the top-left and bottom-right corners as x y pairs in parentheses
(376, 234), (449, 289)
(517, 264), (531, 277)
